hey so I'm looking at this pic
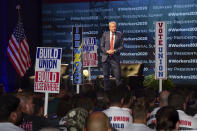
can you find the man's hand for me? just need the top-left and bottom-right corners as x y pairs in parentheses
(106, 49), (115, 55)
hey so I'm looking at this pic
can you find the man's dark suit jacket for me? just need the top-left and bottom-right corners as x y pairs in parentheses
(100, 31), (124, 62)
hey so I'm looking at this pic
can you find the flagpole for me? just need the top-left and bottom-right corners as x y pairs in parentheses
(16, 4), (21, 44)
(16, 4), (22, 90)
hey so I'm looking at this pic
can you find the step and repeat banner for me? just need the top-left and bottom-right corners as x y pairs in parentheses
(42, 0), (197, 85)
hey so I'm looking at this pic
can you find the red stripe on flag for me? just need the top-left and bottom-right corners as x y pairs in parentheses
(7, 49), (24, 77)
(9, 38), (26, 72)
(20, 42), (28, 69)
(8, 41), (26, 74)
(21, 40), (30, 67)
(23, 39), (31, 68)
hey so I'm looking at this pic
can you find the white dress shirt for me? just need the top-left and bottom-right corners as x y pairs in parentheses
(110, 31), (116, 49)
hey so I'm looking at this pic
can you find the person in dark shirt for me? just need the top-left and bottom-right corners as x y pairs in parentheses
(17, 92), (58, 131)
(0, 94), (24, 131)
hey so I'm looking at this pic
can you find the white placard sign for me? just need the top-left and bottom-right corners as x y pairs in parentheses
(155, 21), (167, 80)
(34, 47), (62, 93)
(83, 37), (98, 67)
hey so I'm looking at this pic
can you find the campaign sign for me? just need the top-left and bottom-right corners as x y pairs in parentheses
(73, 27), (83, 85)
(34, 47), (62, 93)
(155, 21), (167, 79)
(83, 37), (98, 67)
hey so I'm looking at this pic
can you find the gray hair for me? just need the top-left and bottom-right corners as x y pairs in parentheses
(109, 21), (116, 26)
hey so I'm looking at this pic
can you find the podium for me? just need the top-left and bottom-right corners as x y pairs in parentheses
(96, 63), (144, 89)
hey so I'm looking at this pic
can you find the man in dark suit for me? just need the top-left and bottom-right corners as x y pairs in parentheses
(101, 21), (124, 91)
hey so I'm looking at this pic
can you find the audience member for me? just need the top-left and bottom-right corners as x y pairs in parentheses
(16, 92), (35, 115)
(56, 94), (73, 119)
(147, 90), (170, 128)
(86, 111), (111, 131)
(59, 107), (88, 131)
(156, 106), (179, 131)
(48, 87), (67, 117)
(168, 90), (197, 130)
(0, 94), (24, 131)
(94, 90), (108, 111)
(33, 97), (44, 117)
(17, 92), (58, 131)
(185, 89), (197, 116)
(103, 87), (133, 130)
(122, 98), (154, 131)
(121, 85), (133, 115)
(144, 87), (157, 111)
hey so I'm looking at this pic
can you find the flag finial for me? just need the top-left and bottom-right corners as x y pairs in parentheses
(16, 4), (21, 10)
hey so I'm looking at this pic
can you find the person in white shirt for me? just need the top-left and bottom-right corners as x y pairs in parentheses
(0, 94), (24, 131)
(147, 90), (170, 128)
(122, 98), (154, 131)
(156, 106), (179, 131)
(194, 114), (197, 118)
(103, 87), (133, 130)
(168, 90), (197, 130)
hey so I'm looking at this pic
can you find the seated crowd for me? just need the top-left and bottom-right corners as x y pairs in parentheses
(0, 82), (197, 131)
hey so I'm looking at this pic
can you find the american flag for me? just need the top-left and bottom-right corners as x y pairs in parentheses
(7, 21), (31, 77)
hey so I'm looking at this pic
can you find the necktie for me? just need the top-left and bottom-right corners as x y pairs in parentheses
(110, 33), (114, 50)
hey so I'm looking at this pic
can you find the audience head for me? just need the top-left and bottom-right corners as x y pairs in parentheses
(0, 94), (22, 124)
(33, 97), (44, 117)
(59, 107), (88, 131)
(86, 111), (111, 131)
(121, 84), (132, 107)
(159, 90), (170, 107)
(185, 88), (197, 116)
(133, 98), (149, 123)
(57, 95), (73, 118)
(144, 87), (157, 109)
(16, 92), (35, 115)
(107, 87), (123, 106)
(168, 90), (186, 111)
(156, 106), (179, 131)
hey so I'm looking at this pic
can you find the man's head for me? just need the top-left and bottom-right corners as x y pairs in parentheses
(0, 94), (22, 124)
(109, 21), (116, 33)
(87, 111), (111, 131)
(107, 87), (123, 106)
(16, 92), (35, 115)
(133, 98), (149, 123)
(168, 90), (186, 111)
(121, 85), (132, 107)
(144, 87), (156, 108)
(159, 90), (170, 107)
(156, 106), (179, 131)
